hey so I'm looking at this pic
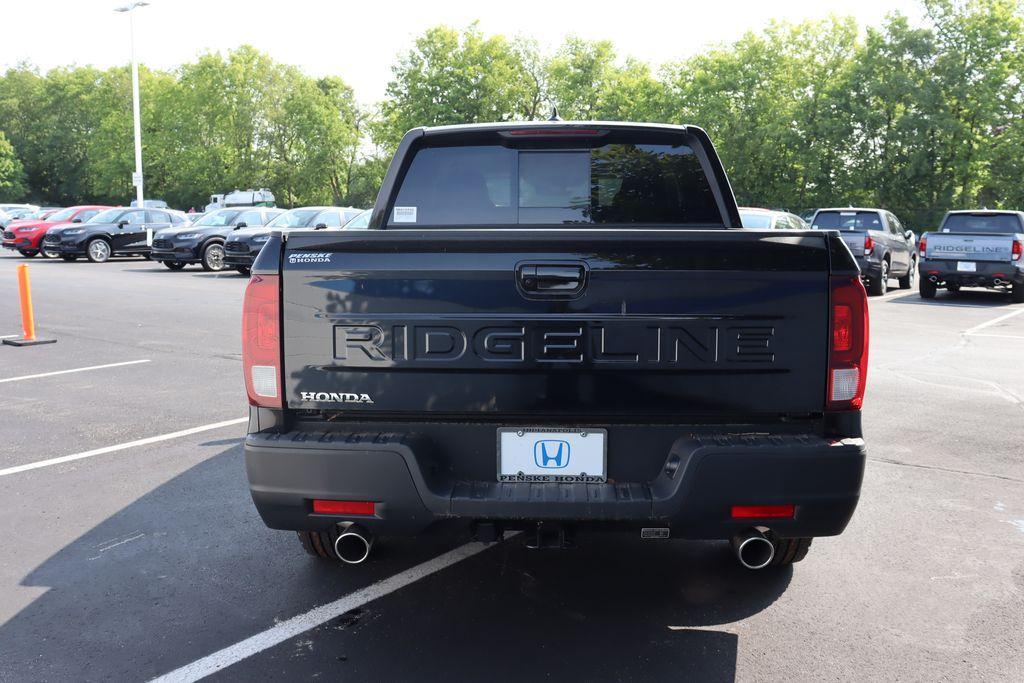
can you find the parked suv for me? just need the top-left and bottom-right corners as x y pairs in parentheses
(3, 205), (109, 258)
(224, 206), (361, 274)
(810, 208), (917, 295)
(47, 207), (187, 262)
(918, 210), (1024, 302)
(150, 207), (282, 271)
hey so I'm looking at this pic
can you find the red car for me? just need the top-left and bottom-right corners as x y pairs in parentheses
(2, 205), (111, 258)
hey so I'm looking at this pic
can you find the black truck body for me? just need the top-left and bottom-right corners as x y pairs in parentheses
(242, 122), (870, 568)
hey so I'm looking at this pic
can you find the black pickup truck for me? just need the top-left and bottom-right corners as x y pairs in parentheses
(242, 121), (869, 570)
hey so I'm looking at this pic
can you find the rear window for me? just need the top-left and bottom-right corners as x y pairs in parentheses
(941, 213), (1022, 234)
(388, 143), (721, 227)
(811, 211), (882, 230)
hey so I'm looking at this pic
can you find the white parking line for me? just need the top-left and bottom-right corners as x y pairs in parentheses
(150, 540), (500, 682)
(968, 333), (1024, 340)
(963, 307), (1024, 336)
(0, 417), (247, 477)
(0, 359), (151, 384)
(0, 334), (19, 339)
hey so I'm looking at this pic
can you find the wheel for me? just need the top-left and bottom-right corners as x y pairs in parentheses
(235, 266), (251, 276)
(38, 246), (55, 259)
(86, 238), (111, 263)
(163, 261), (186, 270)
(201, 241), (226, 271)
(867, 260), (889, 296)
(296, 530), (341, 560)
(61, 255), (77, 262)
(898, 258), (916, 289)
(770, 536), (812, 566)
(919, 277), (937, 299)
(17, 249), (37, 258)
(1012, 284), (1024, 303)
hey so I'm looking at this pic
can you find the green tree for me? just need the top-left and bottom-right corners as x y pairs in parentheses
(0, 132), (27, 201)
(374, 24), (541, 149)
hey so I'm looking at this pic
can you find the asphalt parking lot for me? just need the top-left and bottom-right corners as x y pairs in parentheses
(1, 253), (1022, 682)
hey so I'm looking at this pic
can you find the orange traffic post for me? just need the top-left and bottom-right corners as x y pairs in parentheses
(4, 264), (56, 347)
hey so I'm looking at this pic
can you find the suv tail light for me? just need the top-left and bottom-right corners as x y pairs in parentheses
(242, 273), (282, 408)
(1013, 240), (1022, 262)
(828, 275), (869, 411)
(918, 235), (927, 256)
(863, 234), (874, 255)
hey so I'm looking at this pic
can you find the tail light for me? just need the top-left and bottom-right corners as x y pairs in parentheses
(828, 275), (869, 411)
(863, 234), (874, 255)
(242, 273), (282, 408)
(1013, 240), (1022, 262)
(919, 236), (927, 256)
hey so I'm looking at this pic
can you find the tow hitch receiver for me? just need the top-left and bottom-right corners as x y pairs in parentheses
(526, 523), (575, 549)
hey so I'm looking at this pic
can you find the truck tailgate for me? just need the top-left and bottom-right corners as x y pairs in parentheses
(926, 233), (1015, 261)
(839, 231), (866, 256)
(279, 229), (831, 419)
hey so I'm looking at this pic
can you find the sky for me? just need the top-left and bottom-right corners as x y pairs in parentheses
(3, 0), (924, 105)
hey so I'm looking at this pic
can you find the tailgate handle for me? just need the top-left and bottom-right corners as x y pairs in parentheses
(519, 264), (586, 293)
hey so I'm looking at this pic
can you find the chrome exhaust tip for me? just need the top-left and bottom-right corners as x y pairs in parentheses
(731, 529), (775, 570)
(929, 275), (939, 283)
(334, 525), (373, 564)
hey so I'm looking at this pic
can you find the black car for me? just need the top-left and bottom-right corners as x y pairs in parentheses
(810, 208), (917, 295)
(48, 207), (187, 262)
(223, 206), (362, 274)
(150, 207), (282, 272)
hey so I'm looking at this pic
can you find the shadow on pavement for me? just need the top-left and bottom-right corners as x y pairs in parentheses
(1, 444), (791, 682)
(0, 444), (463, 681)
(223, 533), (791, 682)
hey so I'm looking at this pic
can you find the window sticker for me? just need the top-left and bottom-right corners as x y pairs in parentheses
(393, 206), (417, 223)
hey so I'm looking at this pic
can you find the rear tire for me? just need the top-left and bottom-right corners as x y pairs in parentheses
(17, 249), (37, 258)
(898, 259), (916, 289)
(163, 261), (186, 270)
(919, 278), (937, 299)
(1012, 284), (1024, 304)
(867, 261), (889, 296)
(297, 530), (340, 560)
(201, 241), (226, 271)
(770, 536), (812, 566)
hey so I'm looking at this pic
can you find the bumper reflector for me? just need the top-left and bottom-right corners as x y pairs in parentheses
(312, 500), (376, 515)
(731, 504), (795, 519)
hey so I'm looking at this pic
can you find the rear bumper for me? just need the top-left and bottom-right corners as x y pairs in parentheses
(246, 429), (866, 540)
(853, 254), (884, 280)
(920, 258), (1023, 286)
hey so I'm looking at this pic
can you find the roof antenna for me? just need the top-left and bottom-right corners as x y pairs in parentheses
(548, 106), (562, 122)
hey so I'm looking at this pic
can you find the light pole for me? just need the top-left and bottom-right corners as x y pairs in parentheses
(114, 2), (149, 213)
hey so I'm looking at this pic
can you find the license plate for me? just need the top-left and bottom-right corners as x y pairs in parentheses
(497, 428), (606, 483)
(957, 261), (977, 272)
